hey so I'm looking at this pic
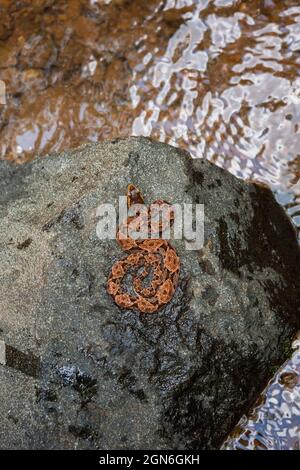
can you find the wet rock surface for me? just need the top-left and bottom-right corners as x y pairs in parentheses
(0, 137), (299, 450)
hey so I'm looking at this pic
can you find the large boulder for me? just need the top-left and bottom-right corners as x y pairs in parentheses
(0, 137), (299, 449)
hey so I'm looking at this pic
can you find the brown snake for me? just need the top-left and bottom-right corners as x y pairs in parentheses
(107, 185), (180, 313)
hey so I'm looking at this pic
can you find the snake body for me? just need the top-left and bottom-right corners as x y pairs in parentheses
(107, 185), (180, 313)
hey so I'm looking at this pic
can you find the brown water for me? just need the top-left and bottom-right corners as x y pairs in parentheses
(0, 0), (299, 449)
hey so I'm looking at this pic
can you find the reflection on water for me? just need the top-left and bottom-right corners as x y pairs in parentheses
(0, 0), (299, 449)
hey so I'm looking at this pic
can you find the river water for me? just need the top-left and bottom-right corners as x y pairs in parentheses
(0, 0), (299, 449)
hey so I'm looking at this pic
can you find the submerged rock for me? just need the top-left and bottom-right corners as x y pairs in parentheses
(0, 137), (299, 449)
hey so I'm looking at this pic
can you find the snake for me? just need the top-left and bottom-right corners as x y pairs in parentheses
(107, 184), (180, 313)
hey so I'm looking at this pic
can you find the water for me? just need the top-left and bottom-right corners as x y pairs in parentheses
(0, 0), (299, 449)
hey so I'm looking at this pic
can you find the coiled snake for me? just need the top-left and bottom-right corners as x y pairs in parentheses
(107, 185), (180, 313)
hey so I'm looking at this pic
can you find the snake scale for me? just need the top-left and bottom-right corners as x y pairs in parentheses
(107, 185), (180, 313)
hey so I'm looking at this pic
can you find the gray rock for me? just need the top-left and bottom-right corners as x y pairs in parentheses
(0, 137), (299, 449)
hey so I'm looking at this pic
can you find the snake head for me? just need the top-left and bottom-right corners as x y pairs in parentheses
(127, 184), (145, 208)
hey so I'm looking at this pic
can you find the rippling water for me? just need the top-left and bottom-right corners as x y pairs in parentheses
(130, 0), (300, 241)
(0, 0), (299, 449)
